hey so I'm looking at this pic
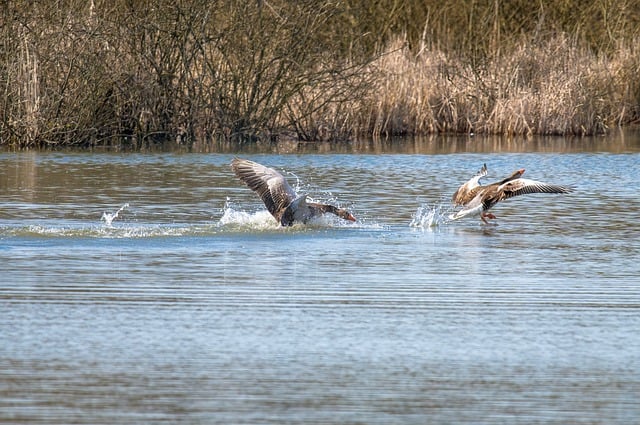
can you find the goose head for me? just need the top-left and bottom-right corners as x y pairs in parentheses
(336, 208), (357, 222)
(512, 168), (525, 179)
(499, 168), (525, 185)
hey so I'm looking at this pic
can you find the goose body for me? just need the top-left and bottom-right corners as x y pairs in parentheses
(450, 164), (572, 223)
(231, 158), (356, 226)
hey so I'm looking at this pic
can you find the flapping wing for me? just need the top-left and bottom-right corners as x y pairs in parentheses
(231, 158), (297, 220)
(452, 163), (488, 205)
(498, 178), (573, 200)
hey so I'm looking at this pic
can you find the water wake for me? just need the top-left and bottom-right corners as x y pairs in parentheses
(5, 223), (218, 239)
(2, 198), (369, 239)
(410, 203), (452, 229)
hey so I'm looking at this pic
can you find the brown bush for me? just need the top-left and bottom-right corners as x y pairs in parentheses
(1, 0), (639, 148)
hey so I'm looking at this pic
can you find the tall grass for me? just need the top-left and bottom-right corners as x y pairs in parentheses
(1, 0), (639, 148)
(352, 35), (640, 137)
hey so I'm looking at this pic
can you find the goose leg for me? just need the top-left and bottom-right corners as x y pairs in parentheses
(481, 212), (497, 224)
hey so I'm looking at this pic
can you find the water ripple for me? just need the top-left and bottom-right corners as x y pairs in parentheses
(2, 146), (639, 424)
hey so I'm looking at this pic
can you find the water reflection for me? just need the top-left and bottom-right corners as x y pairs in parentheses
(0, 151), (38, 201)
(347, 132), (640, 154)
(4, 129), (638, 155)
(183, 129), (640, 154)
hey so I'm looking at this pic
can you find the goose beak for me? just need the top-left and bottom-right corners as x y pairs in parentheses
(346, 213), (356, 222)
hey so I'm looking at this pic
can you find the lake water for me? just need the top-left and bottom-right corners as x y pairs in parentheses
(1, 134), (639, 424)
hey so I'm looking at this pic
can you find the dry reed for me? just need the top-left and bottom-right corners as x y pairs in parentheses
(1, 1), (639, 148)
(341, 35), (640, 138)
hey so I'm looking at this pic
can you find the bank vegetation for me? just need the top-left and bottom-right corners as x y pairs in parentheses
(1, 0), (639, 148)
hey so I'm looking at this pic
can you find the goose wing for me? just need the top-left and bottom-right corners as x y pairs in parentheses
(452, 163), (488, 205)
(231, 158), (298, 220)
(498, 178), (573, 200)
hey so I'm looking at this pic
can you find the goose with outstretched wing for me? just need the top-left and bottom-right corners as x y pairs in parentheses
(450, 164), (572, 223)
(231, 158), (356, 226)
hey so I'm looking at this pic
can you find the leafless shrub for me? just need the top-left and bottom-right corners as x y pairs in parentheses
(1, 1), (639, 148)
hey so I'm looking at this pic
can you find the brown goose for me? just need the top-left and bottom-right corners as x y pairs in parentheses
(450, 163), (572, 223)
(231, 158), (356, 226)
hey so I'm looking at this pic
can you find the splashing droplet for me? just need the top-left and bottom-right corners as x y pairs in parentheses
(101, 203), (129, 226)
(217, 199), (277, 230)
(410, 203), (452, 229)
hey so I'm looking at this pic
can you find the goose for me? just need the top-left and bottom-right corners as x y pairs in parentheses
(449, 163), (572, 223)
(230, 158), (356, 226)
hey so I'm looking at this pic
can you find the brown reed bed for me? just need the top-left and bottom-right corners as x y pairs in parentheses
(345, 36), (640, 138)
(1, 1), (639, 148)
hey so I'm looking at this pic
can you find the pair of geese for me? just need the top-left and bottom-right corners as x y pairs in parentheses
(231, 158), (572, 226)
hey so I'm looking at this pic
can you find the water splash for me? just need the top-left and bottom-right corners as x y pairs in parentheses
(217, 198), (279, 230)
(410, 203), (452, 229)
(101, 203), (129, 226)
(287, 170), (303, 194)
(217, 197), (364, 230)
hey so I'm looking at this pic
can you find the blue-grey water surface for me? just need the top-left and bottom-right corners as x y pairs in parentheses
(1, 135), (639, 424)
